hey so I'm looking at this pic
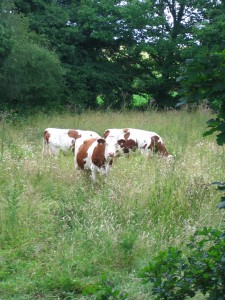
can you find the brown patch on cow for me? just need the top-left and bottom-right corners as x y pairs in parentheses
(118, 138), (138, 153)
(68, 129), (82, 140)
(91, 139), (106, 168)
(117, 139), (126, 147)
(76, 138), (96, 169)
(125, 139), (138, 151)
(43, 130), (50, 143)
(103, 130), (110, 139)
(123, 128), (129, 133)
(142, 143), (147, 149)
(148, 135), (169, 157)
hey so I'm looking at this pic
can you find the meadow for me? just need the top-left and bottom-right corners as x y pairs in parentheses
(0, 108), (224, 299)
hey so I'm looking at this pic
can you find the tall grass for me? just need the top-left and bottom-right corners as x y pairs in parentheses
(0, 109), (224, 299)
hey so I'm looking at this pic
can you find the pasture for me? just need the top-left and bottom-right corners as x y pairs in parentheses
(0, 109), (224, 299)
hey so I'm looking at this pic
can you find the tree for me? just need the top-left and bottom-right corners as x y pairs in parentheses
(132, 0), (225, 107)
(178, 1), (225, 145)
(0, 1), (64, 111)
(0, 42), (64, 110)
(13, 0), (143, 109)
(7, 0), (225, 110)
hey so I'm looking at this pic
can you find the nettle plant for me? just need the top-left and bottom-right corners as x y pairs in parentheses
(139, 182), (225, 300)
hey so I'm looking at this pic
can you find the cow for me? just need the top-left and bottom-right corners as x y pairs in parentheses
(42, 128), (100, 157)
(74, 137), (120, 181)
(103, 128), (172, 158)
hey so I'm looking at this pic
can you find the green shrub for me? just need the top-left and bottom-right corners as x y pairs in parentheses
(140, 227), (225, 299)
(83, 274), (128, 299)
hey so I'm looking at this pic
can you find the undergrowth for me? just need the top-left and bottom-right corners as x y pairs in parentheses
(0, 109), (224, 299)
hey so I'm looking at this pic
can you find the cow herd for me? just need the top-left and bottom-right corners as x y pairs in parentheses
(42, 127), (173, 181)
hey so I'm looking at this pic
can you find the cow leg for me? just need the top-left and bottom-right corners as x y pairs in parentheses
(74, 159), (82, 172)
(74, 160), (79, 170)
(140, 148), (149, 157)
(49, 146), (60, 156)
(105, 160), (113, 173)
(90, 165), (97, 181)
(42, 140), (53, 158)
(42, 140), (48, 158)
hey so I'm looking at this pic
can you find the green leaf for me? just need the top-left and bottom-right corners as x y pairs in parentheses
(218, 121), (225, 131)
(211, 182), (225, 186)
(217, 201), (225, 209)
(206, 118), (220, 127)
(213, 83), (225, 91)
(216, 132), (225, 145)
(203, 128), (217, 136)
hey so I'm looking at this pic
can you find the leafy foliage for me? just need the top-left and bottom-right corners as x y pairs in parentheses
(178, 50), (225, 145)
(1, 0), (222, 110)
(212, 182), (225, 210)
(178, 1), (225, 145)
(0, 42), (64, 110)
(83, 275), (128, 300)
(140, 227), (225, 300)
(0, 1), (64, 111)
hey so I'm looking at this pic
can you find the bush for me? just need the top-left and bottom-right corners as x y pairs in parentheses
(83, 275), (128, 299)
(140, 227), (225, 300)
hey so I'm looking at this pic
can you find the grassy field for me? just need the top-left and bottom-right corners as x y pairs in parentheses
(0, 109), (224, 299)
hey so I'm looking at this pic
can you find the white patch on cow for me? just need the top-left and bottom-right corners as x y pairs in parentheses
(42, 128), (100, 157)
(42, 128), (74, 156)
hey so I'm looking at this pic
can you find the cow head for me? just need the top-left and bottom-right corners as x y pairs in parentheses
(91, 138), (118, 167)
(90, 138), (120, 177)
(117, 138), (138, 154)
(148, 135), (172, 158)
(104, 137), (122, 160)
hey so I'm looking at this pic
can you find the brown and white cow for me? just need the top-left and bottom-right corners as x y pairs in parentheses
(74, 137), (120, 181)
(42, 128), (100, 157)
(103, 128), (172, 158)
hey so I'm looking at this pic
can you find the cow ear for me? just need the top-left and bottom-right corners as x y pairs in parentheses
(118, 139), (126, 146)
(97, 138), (106, 145)
(103, 130), (110, 138)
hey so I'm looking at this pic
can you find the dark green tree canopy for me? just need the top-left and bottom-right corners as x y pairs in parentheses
(0, 1), (64, 111)
(178, 1), (225, 145)
(0, 0), (224, 112)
